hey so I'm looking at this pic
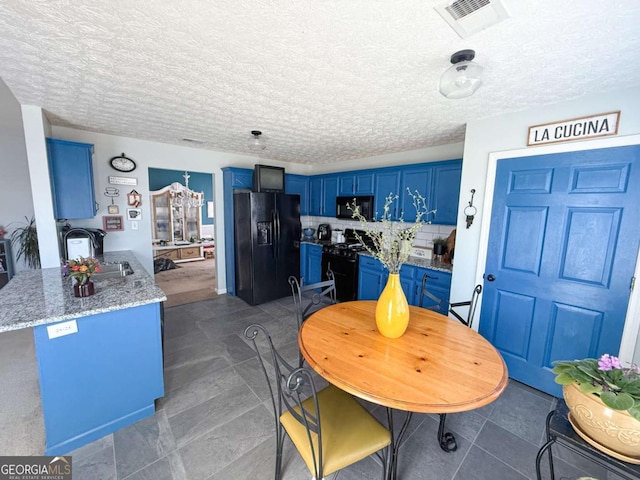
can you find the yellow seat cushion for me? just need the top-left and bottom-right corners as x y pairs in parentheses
(280, 385), (391, 477)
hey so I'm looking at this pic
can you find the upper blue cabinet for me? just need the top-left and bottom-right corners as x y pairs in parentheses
(338, 170), (375, 196)
(285, 174), (309, 215)
(431, 160), (462, 226)
(46, 138), (97, 220)
(309, 175), (338, 217)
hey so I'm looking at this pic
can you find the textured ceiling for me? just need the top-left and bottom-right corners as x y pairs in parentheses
(1, 1), (639, 165)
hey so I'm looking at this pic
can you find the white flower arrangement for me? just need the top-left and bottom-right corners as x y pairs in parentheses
(347, 189), (435, 274)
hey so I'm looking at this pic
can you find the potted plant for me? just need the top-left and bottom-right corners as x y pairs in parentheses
(552, 354), (640, 459)
(9, 216), (40, 269)
(62, 257), (102, 297)
(432, 237), (448, 256)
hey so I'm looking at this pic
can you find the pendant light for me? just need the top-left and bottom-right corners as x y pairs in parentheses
(248, 130), (267, 151)
(439, 49), (483, 99)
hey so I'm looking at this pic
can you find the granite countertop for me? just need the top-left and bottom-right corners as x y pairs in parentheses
(0, 251), (166, 333)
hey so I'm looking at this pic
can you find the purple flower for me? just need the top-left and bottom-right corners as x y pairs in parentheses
(598, 354), (622, 371)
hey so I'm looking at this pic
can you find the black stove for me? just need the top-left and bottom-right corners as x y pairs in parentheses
(321, 229), (374, 301)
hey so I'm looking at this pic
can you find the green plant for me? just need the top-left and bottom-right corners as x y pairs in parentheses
(552, 354), (640, 421)
(348, 189), (435, 274)
(9, 216), (40, 269)
(62, 257), (102, 285)
(433, 237), (448, 245)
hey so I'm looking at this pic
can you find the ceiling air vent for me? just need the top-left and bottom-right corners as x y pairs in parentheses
(434, 0), (509, 38)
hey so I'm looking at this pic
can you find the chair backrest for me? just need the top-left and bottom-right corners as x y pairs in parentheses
(243, 323), (324, 477)
(448, 284), (483, 328)
(289, 270), (337, 330)
(419, 273), (445, 313)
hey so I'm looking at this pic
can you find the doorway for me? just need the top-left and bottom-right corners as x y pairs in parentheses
(148, 168), (216, 307)
(479, 145), (640, 396)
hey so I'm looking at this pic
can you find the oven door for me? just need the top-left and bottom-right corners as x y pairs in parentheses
(322, 252), (359, 302)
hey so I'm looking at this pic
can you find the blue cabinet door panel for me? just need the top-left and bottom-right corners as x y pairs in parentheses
(307, 244), (323, 284)
(47, 138), (96, 220)
(286, 174), (309, 215)
(374, 170), (401, 220)
(400, 167), (432, 222)
(322, 176), (338, 217)
(309, 177), (323, 215)
(431, 160), (462, 225)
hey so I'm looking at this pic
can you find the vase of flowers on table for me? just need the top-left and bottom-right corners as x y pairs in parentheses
(552, 354), (640, 462)
(63, 257), (101, 297)
(348, 190), (435, 338)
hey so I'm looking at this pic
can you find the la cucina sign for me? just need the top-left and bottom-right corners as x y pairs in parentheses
(528, 111), (620, 146)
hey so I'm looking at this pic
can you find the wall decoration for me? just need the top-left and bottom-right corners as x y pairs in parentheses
(109, 153), (137, 173)
(127, 189), (142, 207)
(108, 176), (137, 186)
(104, 186), (120, 214)
(102, 215), (124, 232)
(127, 208), (142, 221)
(528, 111), (620, 146)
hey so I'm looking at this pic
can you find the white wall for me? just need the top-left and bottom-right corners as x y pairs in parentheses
(457, 86), (640, 365)
(0, 80), (34, 271)
(50, 126), (277, 293)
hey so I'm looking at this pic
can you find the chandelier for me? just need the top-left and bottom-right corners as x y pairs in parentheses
(170, 171), (204, 209)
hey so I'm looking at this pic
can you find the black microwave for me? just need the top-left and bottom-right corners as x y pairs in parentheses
(336, 195), (374, 221)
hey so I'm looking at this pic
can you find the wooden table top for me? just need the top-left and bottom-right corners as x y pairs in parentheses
(299, 301), (508, 414)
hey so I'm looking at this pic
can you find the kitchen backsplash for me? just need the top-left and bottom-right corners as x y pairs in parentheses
(301, 216), (455, 249)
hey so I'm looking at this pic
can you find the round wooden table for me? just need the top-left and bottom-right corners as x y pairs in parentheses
(299, 301), (508, 414)
(299, 301), (508, 478)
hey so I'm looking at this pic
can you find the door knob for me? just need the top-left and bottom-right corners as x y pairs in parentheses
(486, 274), (496, 282)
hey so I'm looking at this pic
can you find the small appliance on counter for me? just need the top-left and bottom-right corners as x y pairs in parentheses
(317, 224), (331, 242)
(61, 226), (106, 260)
(331, 229), (345, 244)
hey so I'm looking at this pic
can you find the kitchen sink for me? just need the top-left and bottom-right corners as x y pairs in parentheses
(92, 261), (134, 279)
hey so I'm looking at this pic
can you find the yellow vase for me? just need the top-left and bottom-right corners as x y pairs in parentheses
(375, 273), (410, 338)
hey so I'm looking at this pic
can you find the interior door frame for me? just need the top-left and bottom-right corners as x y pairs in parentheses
(475, 134), (640, 365)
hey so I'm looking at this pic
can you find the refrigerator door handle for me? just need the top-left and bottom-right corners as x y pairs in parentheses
(271, 210), (277, 259)
(275, 210), (281, 258)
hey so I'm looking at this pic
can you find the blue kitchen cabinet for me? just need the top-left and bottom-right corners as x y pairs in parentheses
(34, 302), (164, 454)
(222, 167), (253, 295)
(338, 170), (375, 196)
(306, 244), (323, 284)
(46, 138), (96, 220)
(300, 243), (308, 281)
(285, 174), (309, 215)
(406, 265), (452, 313)
(357, 255), (387, 300)
(431, 160), (462, 225)
(373, 169), (401, 220)
(399, 165), (433, 221)
(309, 175), (338, 217)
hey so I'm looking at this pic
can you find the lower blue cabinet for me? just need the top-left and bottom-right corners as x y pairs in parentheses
(358, 255), (451, 313)
(303, 243), (323, 285)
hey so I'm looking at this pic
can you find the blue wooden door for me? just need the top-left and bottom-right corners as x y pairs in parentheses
(479, 146), (640, 396)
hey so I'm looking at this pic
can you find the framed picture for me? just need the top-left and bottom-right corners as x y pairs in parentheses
(102, 215), (124, 232)
(108, 204), (119, 214)
(127, 208), (142, 221)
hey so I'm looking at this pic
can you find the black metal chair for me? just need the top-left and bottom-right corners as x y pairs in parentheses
(418, 273), (445, 314)
(243, 323), (392, 480)
(289, 270), (337, 367)
(436, 284), (483, 452)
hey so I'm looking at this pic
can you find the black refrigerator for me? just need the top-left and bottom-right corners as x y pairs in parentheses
(234, 192), (301, 305)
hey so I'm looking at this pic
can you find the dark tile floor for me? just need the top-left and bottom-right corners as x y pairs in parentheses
(69, 295), (624, 479)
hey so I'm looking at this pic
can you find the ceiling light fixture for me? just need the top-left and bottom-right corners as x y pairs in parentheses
(439, 49), (483, 99)
(248, 130), (266, 151)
